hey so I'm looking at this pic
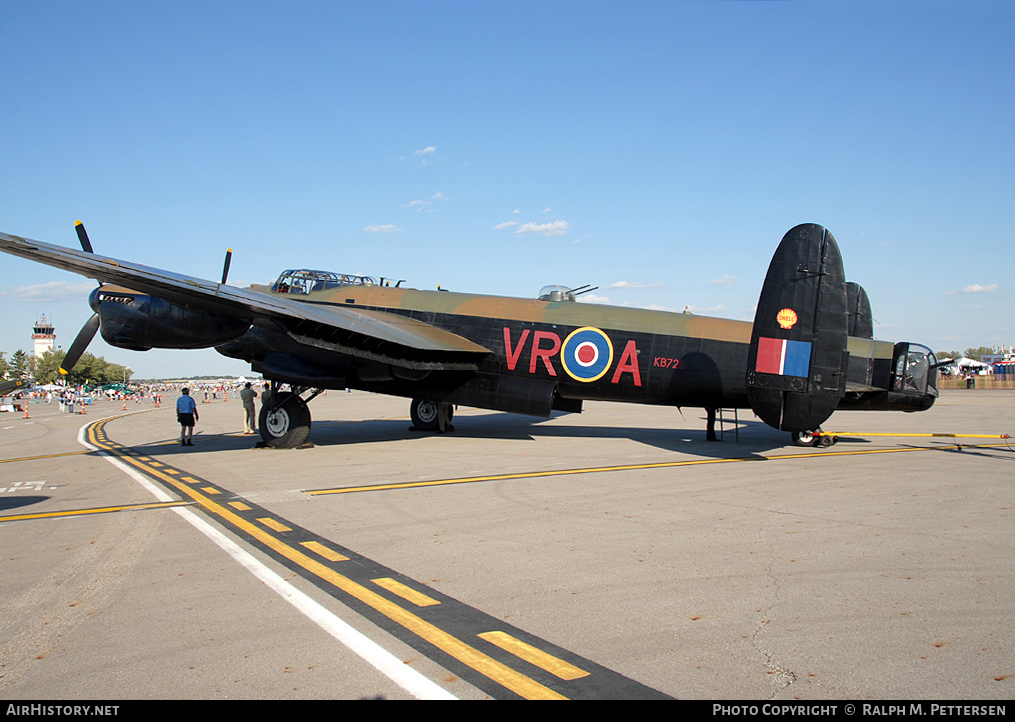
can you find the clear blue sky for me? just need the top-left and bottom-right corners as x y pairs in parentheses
(2, 1), (1012, 377)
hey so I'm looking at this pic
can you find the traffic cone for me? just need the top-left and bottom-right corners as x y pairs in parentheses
(23, 402), (29, 419)
(122, 399), (127, 411)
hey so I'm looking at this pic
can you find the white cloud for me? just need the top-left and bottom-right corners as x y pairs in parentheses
(541, 207), (552, 214)
(576, 293), (613, 305)
(512, 209), (521, 215)
(402, 192), (448, 213)
(961, 283), (999, 294)
(363, 224), (402, 233)
(1, 281), (95, 301)
(492, 220), (519, 230)
(708, 275), (737, 286)
(685, 304), (724, 314)
(515, 220), (571, 237)
(606, 280), (664, 289)
(414, 146), (437, 155)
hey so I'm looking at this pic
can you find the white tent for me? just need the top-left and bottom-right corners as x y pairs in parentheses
(955, 357), (992, 374)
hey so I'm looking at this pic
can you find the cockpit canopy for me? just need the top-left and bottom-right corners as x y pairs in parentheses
(271, 269), (376, 295)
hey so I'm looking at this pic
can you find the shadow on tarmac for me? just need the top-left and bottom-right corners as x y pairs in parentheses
(127, 409), (802, 461)
(0, 495), (51, 511)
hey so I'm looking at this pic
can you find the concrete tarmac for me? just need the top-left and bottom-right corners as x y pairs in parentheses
(1, 389), (1013, 699)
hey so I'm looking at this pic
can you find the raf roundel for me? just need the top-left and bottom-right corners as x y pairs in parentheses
(561, 327), (614, 382)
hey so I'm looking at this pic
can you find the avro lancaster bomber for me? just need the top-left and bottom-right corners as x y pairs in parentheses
(0, 223), (938, 448)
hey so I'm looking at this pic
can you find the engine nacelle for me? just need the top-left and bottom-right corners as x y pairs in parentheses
(91, 287), (251, 351)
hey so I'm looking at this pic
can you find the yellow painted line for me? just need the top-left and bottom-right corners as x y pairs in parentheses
(181, 476), (201, 484)
(0, 500), (189, 523)
(307, 441), (1015, 496)
(95, 445), (566, 700)
(300, 540), (349, 562)
(0, 450), (93, 464)
(200, 486), (221, 495)
(373, 577), (441, 607)
(229, 501), (252, 511)
(257, 517), (292, 533)
(309, 457), (762, 494)
(479, 631), (590, 681)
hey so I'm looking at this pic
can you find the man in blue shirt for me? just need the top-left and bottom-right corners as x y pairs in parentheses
(176, 387), (199, 446)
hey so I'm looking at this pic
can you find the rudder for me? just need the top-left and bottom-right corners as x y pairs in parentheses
(846, 281), (873, 339)
(746, 224), (849, 432)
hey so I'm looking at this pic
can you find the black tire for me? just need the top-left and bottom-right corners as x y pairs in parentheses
(410, 398), (451, 431)
(791, 430), (818, 447)
(259, 392), (311, 448)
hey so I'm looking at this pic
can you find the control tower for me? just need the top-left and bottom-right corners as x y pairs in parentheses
(32, 315), (56, 358)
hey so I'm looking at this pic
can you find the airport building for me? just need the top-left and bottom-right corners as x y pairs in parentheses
(32, 315), (56, 358)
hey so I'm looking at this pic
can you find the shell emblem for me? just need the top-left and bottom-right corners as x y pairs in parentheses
(776, 308), (798, 330)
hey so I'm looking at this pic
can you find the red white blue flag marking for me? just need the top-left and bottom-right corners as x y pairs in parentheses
(756, 337), (811, 377)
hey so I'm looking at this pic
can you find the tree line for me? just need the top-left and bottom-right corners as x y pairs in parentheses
(0, 349), (133, 386)
(935, 347), (1003, 362)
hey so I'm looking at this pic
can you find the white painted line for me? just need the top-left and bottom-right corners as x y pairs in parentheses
(77, 421), (456, 700)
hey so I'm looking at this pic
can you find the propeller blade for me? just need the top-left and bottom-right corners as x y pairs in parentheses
(74, 220), (94, 254)
(60, 314), (100, 375)
(221, 248), (232, 285)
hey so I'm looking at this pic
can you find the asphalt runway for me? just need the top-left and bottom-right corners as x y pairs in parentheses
(1, 389), (1013, 700)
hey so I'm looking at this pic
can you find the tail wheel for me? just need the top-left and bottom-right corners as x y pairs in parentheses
(259, 392), (311, 448)
(792, 430), (818, 447)
(410, 398), (452, 431)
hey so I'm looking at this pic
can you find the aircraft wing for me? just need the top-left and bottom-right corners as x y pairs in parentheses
(0, 231), (491, 371)
(0, 378), (31, 395)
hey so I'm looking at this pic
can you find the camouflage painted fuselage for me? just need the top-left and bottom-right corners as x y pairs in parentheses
(240, 281), (898, 416)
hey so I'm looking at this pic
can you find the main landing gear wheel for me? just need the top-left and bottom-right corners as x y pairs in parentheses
(410, 398), (453, 432)
(259, 392), (311, 449)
